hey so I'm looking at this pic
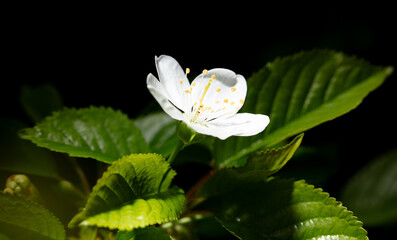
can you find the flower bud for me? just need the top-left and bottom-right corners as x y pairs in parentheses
(177, 121), (205, 145)
(4, 174), (42, 202)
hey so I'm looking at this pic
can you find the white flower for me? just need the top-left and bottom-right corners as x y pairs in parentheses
(146, 55), (270, 140)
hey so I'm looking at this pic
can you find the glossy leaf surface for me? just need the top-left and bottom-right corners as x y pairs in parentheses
(20, 106), (150, 163)
(201, 178), (368, 240)
(214, 50), (393, 167)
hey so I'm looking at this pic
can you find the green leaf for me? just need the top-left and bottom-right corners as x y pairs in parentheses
(116, 227), (171, 240)
(202, 178), (368, 240)
(19, 106), (150, 164)
(238, 133), (303, 176)
(341, 149), (397, 226)
(134, 112), (178, 156)
(199, 135), (303, 198)
(0, 192), (65, 240)
(69, 153), (185, 230)
(80, 226), (97, 240)
(214, 50), (393, 167)
(0, 118), (59, 178)
(20, 84), (63, 123)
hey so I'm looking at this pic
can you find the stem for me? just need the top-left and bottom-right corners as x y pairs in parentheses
(186, 168), (217, 209)
(158, 140), (185, 193)
(167, 140), (185, 165)
(70, 158), (91, 195)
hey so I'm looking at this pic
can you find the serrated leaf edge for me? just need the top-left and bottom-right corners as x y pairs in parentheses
(0, 192), (66, 239)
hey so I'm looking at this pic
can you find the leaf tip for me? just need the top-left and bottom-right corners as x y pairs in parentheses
(385, 65), (394, 75)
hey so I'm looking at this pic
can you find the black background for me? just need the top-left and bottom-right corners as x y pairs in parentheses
(2, 4), (397, 239)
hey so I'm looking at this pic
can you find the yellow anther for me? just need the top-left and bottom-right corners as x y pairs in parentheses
(216, 88), (221, 92)
(192, 82), (196, 86)
(224, 99), (229, 103)
(239, 99), (244, 104)
(231, 87), (236, 92)
(179, 79), (183, 84)
(185, 89), (190, 93)
(215, 100), (220, 104)
(211, 75), (216, 79)
(186, 68), (190, 74)
(230, 101), (235, 105)
(203, 69), (208, 74)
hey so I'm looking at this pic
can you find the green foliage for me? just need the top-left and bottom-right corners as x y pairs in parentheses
(116, 227), (171, 240)
(19, 106), (150, 164)
(0, 118), (59, 178)
(213, 50), (393, 167)
(199, 135), (303, 197)
(238, 133), (303, 176)
(0, 192), (65, 240)
(69, 153), (185, 230)
(204, 178), (368, 240)
(20, 84), (63, 123)
(134, 112), (178, 156)
(4, 50), (392, 239)
(341, 149), (397, 226)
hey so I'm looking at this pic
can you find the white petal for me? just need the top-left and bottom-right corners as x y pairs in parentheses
(146, 73), (184, 120)
(155, 55), (190, 112)
(190, 68), (247, 122)
(207, 113), (270, 140)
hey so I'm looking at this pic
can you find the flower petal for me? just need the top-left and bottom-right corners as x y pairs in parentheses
(208, 113), (270, 140)
(155, 55), (190, 112)
(190, 68), (247, 122)
(147, 73), (184, 120)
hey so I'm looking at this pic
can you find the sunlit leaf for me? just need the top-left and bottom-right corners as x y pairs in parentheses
(213, 50), (393, 167)
(69, 153), (185, 230)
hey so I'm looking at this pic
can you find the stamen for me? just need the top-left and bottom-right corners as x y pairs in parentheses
(224, 99), (229, 103)
(216, 88), (221, 92)
(179, 79), (183, 84)
(186, 68), (190, 74)
(203, 69), (208, 74)
(211, 75), (216, 79)
(192, 78), (214, 121)
(239, 99), (244, 104)
(231, 87), (236, 92)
